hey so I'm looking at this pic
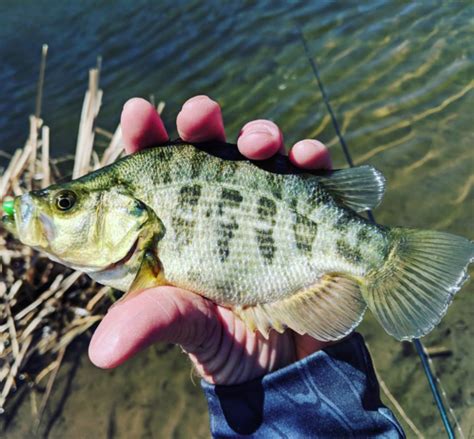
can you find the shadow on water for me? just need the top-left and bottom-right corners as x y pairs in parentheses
(0, 1), (472, 437)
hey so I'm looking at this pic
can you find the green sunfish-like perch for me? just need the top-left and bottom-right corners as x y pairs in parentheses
(2, 141), (473, 341)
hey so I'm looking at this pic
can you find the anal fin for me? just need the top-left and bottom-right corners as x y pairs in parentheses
(234, 274), (366, 341)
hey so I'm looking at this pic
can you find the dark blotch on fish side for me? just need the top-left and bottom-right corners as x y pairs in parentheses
(189, 150), (204, 179)
(255, 228), (276, 264)
(357, 228), (370, 243)
(172, 216), (196, 250)
(217, 220), (239, 262)
(336, 239), (362, 264)
(293, 213), (318, 256)
(217, 245), (230, 261)
(333, 214), (349, 233)
(152, 148), (174, 184)
(222, 188), (243, 204)
(178, 184), (202, 208)
(174, 185), (201, 243)
(160, 168), (172, 185)
(257, 196), (277, 225)
(214, 280), (233, 293)
(313, 186), (332, 205)
(222, 159), (239, 180)
(265, 174), (283, 199)
(218, 188), (243, 216)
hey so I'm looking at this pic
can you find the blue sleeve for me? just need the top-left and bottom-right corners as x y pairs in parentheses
(201, 333), (405, 438)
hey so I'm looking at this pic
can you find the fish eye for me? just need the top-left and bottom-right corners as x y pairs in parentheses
(55, 190), (77, 211)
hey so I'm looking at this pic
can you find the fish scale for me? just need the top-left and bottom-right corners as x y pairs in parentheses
(144, 183), (321, 304)
(114, 146), (386, 305)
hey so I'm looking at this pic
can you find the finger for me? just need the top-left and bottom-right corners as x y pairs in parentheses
(288, 139), (332, 170)
(88, 287), (217, 369)
(237, 120), (285, 160)
(176, 95), (226, 142)
(121, 98), (168, 154)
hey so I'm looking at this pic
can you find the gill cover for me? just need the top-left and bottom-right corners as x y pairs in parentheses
(86, 188), (154, 269)
(16, 186), (157, 271)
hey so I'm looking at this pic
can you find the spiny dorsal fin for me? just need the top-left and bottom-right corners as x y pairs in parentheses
(318, 165), (385, 212)
(234, 274), (366, 341)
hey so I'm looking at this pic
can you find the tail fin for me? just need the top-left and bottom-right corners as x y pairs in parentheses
(361, 228), (473, 341)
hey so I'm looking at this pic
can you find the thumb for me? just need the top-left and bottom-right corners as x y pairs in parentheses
(88, 286), (218, 369)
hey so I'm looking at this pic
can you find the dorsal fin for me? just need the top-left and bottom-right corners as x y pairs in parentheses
(318, 165), (385, 212)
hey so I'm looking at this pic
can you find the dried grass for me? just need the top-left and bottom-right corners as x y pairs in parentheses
(0, 47), (143, 423)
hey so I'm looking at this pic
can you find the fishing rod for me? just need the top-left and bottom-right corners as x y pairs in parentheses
(299, 29), (456, 439)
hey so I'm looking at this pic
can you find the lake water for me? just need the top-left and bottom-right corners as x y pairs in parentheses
(1, 1), (473, 437)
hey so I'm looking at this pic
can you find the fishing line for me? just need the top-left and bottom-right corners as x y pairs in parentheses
(299, 29), (457, 439)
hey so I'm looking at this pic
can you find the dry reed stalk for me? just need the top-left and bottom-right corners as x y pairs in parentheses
(0, 336), (32, 412)
(157, 100), (166, 115)
(0, 51), (123, 420)
(86, 286), (111, 312)
(14, 275), (64, 322)
(34, 345), (66, 432)
(72, 62), (103, 179)
(0, 149), (22, 199)
(41, 126), (50, 188)
(27, 115), (39, 190)
(100, 125), (123, 166)
(4, 299), (19, 360)
(35, 44), (48, 120)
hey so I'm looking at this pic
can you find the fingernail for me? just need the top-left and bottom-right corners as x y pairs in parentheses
(293, 139), (325, 151)
(123, 97), (151, 111)
(239, 131), (275, 144)
(239, 120), (279, 139)
(290, 139), (332, 170)
(182, 95), (216, 110)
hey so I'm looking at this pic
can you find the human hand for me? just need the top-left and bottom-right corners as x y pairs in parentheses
(89, 96), (334, 385)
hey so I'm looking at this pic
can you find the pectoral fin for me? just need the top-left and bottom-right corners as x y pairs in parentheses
(121, 248), (167, 302)
(234, 274), (366, 341)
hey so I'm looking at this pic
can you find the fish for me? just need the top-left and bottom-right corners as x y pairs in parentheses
(2, 140), (473, 341)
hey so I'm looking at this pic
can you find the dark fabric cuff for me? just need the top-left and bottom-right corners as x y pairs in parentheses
(201, 333), (405, 438)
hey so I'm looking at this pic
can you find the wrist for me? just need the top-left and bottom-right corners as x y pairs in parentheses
(293, 333), (341, 360)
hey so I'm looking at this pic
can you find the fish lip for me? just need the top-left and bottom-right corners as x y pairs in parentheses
(1, 196), (21, 237)
(14, 194), (38, 244)
(1, 213), (17, 236)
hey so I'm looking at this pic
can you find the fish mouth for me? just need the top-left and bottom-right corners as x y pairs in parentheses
(4, 194), (50, 248)
(1, 213), (17, 235)
(1, 196), (22, 238)
(104, 237), (140, 271)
